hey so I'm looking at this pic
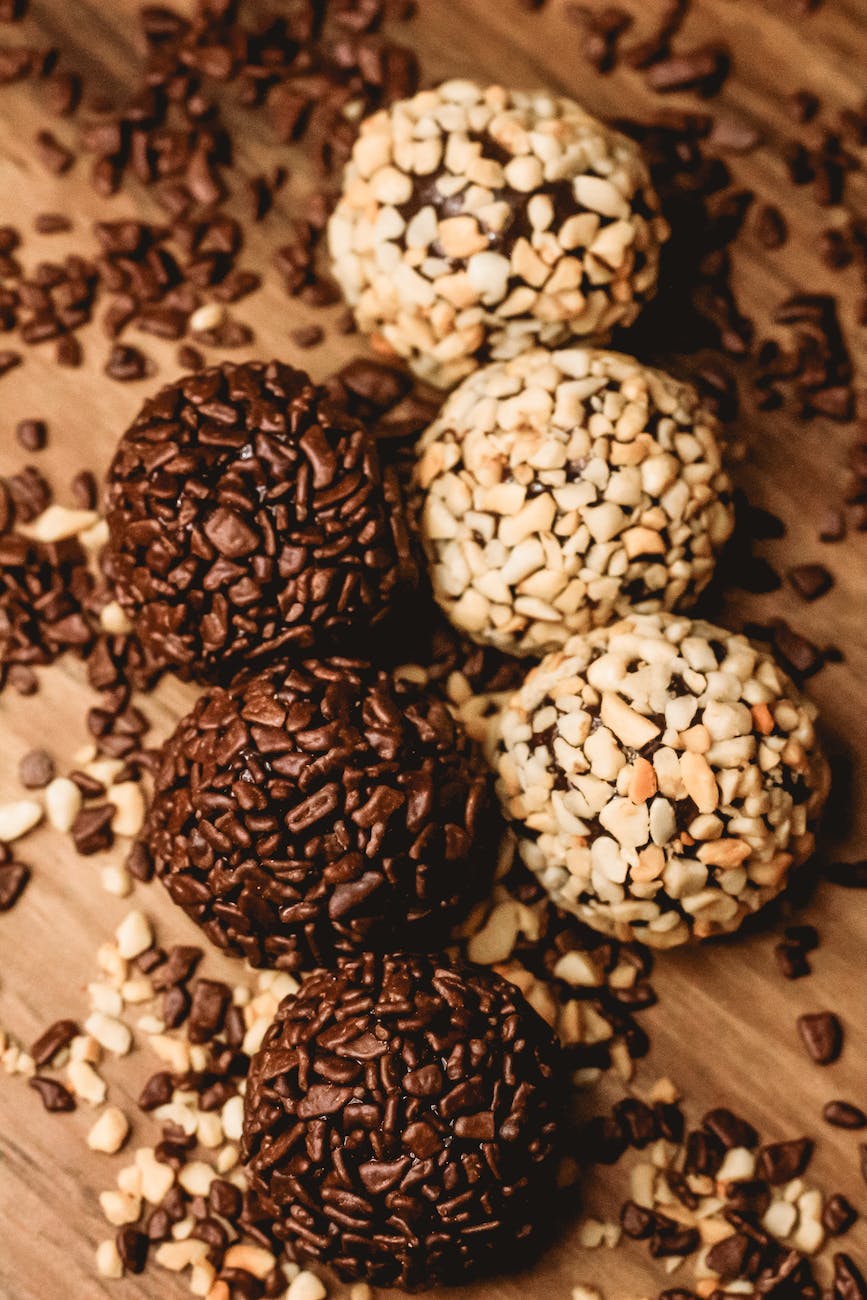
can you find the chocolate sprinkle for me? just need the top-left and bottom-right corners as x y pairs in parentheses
(797, 1011), (843, 1064)
(18, 747), (54, 788)
(30, 1017), (78, 1067)
(757, 1137), (814, 1184)
(825, 1195), (859, 1236)
(823, 1101), (867, 1130)
(28, 1075), (76, 1112)
(0, 859), (30, 910)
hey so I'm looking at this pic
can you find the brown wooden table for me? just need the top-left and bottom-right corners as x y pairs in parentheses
(1, 1), (866, 1297)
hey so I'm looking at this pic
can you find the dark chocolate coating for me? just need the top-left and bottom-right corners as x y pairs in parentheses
(144, 658), (500, 969)
(104, 360), (416, 680)
(242, 952), (565, 1289)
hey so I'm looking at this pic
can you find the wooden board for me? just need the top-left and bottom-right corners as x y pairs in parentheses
(1, 1), (867, 1297)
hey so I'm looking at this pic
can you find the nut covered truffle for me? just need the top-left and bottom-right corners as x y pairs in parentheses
(414, 347), (735, 657)
(243, 952), (565, 1288)
(328, 80), (669, 389)
(494, 613), (830, 946)
(144, 658), (499, 968)
(104, 360), (416, 680)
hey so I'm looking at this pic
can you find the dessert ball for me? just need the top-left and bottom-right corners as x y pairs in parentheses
(494, 613), (829, 946)
(328, 80), (668, 389)
(243, 952), (565, 1289)
(414, 347), (734, 658)
(104, 361), (416, 680)
(144, 658), (499, 969)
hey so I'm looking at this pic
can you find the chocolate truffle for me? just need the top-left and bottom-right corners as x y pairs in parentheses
(243, 952), (565, 1288)
(328, 80), (669, 389)
(144, 658), (499, 968)
(494, 613), (830, 946)
(104, 360), (416, 680)
(414, 347), (734, 657)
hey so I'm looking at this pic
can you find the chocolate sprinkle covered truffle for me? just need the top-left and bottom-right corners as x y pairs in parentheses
(414, 347), (735, 657)
(104, 360), (416, 680)
(243, 952), (565, 1289)
(144, 658), (499, 969)
(494, 612), (830, 946)
(328, 80), (669, 389)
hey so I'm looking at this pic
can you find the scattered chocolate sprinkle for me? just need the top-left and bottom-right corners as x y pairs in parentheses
(289, 322), (324, 349)
(70, 802), (115, 855)
(702, 1107), (759, 1150)
(825, 1195), (859, 1236)
(644, 44), (730, 97)
(740, 1134), (787, 1185)
(176, 343), (203, 370)
(187, 979), (230, 1045)
(104, 342), (148, 381)
(823, 1101), (867, 1130)
(708, 116), (760, 153)
(774, 941), (811, 980)
(151, 946), (203, 991)
(126, 839), (154, 882)
(15, 419), (47, 452)
(835, 1252), (867, 1300)
(787, 563), (833, 601)
(69, 771), (104, 798)
(209, 1178), (242, 1221)
(17, 747), (55, 788)
(138, 1072), (174, 1112)
(0, 859), (29, 910)
(797, 1011), (843, 1064)
(116, 1227), (148, 1274)
(28, 1075), (76, 1112)
(34, 129), (74, 174)
(773, 622), (824, 678)
(70, 469), (97, 510)
(754, 203), (788, 249)
(55, 334), (81, 366)
(33, 212), (71, 234)
(30, 1018), (78, 1067)
(565, 4), (633, 73)
(819, 509), (846, 542)
(787, 89), (820, 123)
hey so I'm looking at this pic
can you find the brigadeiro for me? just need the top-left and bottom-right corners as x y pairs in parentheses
(414, 346), (734, 658)
(143, 658), (499, 969)
(104, 360), (417, 680)
(328, 80), (669, 389)
(494, 612), (830, 947)
(242, 951), (566, 1289)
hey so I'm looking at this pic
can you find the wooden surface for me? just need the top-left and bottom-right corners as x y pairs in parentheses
(1, 1), (867, 1298)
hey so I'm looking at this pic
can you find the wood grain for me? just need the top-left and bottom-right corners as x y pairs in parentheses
(1, 1), (866, 1298)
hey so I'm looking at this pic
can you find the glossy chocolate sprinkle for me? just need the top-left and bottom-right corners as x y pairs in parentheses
(144, 658), (499, 969)
(242, 952), (565, 1289)
(797, 1010), (843, 1064)
(104, 360), (417, 681)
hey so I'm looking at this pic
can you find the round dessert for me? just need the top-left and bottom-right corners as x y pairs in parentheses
(328, 80), (669, 389)
(494, 612), (830, 946)
(144, 657), (499, 969)
(243, 952), (565, 1289)
(414, 347), (735, 658)
(104, 360), (416, 680)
